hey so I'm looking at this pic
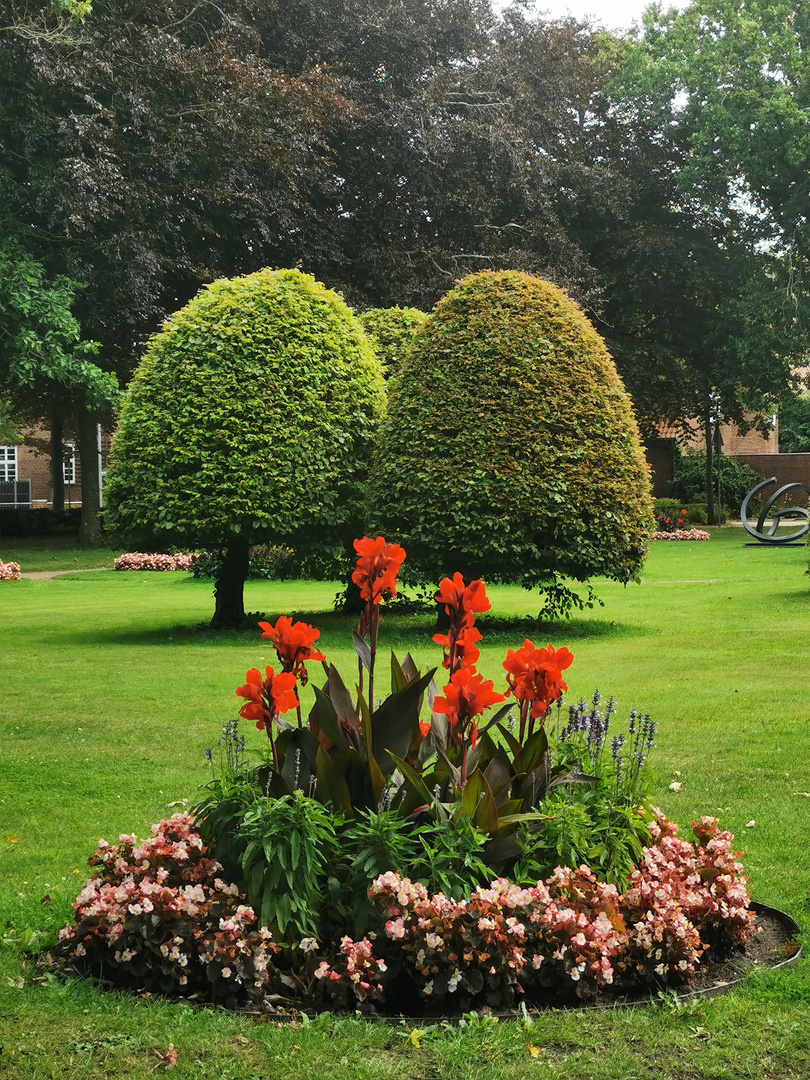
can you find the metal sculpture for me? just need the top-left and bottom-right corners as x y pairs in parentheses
(740, 476), (810, 544)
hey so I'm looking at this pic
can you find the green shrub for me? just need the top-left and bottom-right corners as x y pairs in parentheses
(685, 502), (708, 525)
(653, 498), (684, 519)
(104, 268), (385, 626)
(367, 270), (654, 616)
(778, 392), (810, 453)
(669, 449), (759, 516)
(239, 791), (340, 943)
(0, 507), (82, 537)
(358, 306), (429, 379)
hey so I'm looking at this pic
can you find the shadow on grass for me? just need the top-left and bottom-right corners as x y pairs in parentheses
(772, 587), (810, 608)
(63, 609), (648, 647)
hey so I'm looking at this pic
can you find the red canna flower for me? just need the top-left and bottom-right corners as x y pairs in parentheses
(433, 623), (482, 670)
(435, 572), (491, 624)
(351, 536), (406, 605)
(235, 665), (299, 732)
(258, 616), (325, 685)
(433, 667), (506, 748)
(503, 640), (573, 723)
(433, 573), (491, 676)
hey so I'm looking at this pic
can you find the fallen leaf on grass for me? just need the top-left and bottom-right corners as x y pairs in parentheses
(5, 837), (19, 844)
(669, 782), (682, 792)
(152, 1044), (177, 1069)
(745, 820), (756, 828)
(527, 1043), (545, 1057)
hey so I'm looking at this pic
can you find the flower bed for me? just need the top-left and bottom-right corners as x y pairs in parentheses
(0, 559), (21, 581)
(56, 534), (761, 1014)
(113, 552), (194, 571)
(57, 810), (756, 1013)
(652, 529), (711, 541)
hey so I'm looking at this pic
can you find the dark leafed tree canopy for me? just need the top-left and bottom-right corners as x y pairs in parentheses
(0, 0), (621, 377)
(0, 0), (352, 375)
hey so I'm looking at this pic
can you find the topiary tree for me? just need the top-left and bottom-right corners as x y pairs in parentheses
(367, 270), (654, 617)
(358, 306), (429, 380)
(104, 268), (385, 628)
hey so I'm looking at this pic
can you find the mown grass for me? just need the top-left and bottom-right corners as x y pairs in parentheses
(1, 527), (809, 1078)
(0, 536), (116, 572)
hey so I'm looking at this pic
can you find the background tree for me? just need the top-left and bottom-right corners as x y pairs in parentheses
(0, 235), (119, 531)
(583, 22), (809, 520)
(368, 270), (654, 618)
(618, 0), (809, 275)
(1, 0), (619, 354)
(0, 0), (352, 374)
(260, 1), (611, 310)
(778, 392), (810, 454)
(103, 269), (385, 628)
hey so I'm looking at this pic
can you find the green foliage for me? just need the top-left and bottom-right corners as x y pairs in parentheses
(409, 817), (492, 900)
(669, 450), (760, 514)
(779, 393), (810, 454)
(367, 270), (654, 614)
(653, 500), (712, 527)
(358, 306), (428, 379)
(0, 237), (117, 414)
(507, 694), (657, 887)
(0, 397), (20, 443)
(684, 502), (708, 525)
(239, 791), (340, 943)
(338, 809), (420, 930)
(189, 545), (301, 582)
(104, 268), (385, 555)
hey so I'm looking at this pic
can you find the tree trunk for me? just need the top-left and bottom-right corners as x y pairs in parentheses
(210, 536), (250, 629)
(704, 410), (717, 526)
(50, 407), (65, 514)
(77, 407), (103, 545)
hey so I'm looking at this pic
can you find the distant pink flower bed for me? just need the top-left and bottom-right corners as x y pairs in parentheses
(0, 560), (21, 581)
(114, 552), (194, 571)
(652, 530), (711, 542)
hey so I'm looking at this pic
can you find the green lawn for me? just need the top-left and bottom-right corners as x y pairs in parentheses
(1, 528), (809, 1078)
(0, 536), (116, 572)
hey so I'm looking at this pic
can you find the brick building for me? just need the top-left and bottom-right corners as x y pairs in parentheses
(0, 426), (112, 508)
(645, 413), (810, 509)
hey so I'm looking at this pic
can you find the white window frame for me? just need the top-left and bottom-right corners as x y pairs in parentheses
(0, 445), (17, 483)
(63, 442), (76, 485)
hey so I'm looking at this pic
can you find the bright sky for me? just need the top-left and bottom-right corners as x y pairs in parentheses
(528, 0), (689, 34)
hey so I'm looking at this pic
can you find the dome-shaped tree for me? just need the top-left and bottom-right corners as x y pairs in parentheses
(105, 268), (385, 627)
(358, 306), (428, 380)
(368, 270), (654, 616)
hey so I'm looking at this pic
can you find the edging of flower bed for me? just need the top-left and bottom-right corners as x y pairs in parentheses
(580, 901), (802, 1012)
